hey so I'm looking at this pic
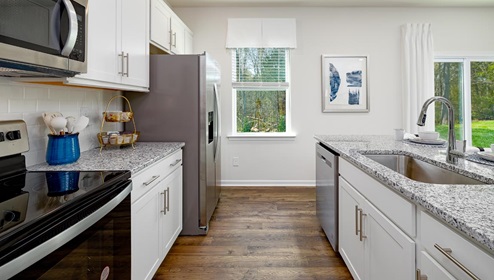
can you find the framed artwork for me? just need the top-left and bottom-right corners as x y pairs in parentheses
(321, 55), (369, 112)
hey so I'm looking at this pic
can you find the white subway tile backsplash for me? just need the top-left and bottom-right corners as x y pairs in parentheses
(10, 99), (37, 113)
(0, 82), (23, 99)
(0, 80), (123, 166)
(0, 99), (7, 113)
(37, 99), (61, 112)
(25, 86), (49, 99)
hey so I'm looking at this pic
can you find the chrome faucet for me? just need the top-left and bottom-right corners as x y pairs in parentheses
(416, 96), (458, 164)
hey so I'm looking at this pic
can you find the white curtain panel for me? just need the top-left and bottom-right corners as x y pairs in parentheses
(401, 23), (434, 134)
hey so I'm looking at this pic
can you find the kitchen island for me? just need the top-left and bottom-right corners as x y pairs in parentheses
(316, 135), (494, 279)
(315, 135), (494, 253)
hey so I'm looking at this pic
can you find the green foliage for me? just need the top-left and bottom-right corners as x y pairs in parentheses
(235, 48), (287, 133)
(436, 120), (494, 147)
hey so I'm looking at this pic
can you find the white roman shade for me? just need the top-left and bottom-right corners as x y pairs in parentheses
(226, 18), (297, 48)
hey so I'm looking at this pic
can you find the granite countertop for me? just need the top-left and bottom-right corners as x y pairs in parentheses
(315, 135), (494, 254)
(29, 142), (185, 174)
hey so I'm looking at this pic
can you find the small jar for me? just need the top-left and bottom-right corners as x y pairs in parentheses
(109, 134), (118, 145)
(102, 136), (109, 144)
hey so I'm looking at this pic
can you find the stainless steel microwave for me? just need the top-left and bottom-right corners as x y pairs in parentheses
(0, 0), (88, 78)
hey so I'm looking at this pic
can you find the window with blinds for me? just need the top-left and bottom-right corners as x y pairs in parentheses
(232, 48), (290, 133)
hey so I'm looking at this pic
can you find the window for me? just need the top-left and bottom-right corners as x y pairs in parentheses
(434, 58), (494, 147)
(232, 48), (291, 134)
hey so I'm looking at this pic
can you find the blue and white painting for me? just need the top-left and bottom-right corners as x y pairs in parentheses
(329, 63), (340, 102)
(322, 55), (368, 112)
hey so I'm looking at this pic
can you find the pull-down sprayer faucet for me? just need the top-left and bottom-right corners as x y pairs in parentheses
(417, 96), (458, 164)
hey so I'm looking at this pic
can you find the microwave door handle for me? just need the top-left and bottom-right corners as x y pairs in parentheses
(60, 0), (78, 56)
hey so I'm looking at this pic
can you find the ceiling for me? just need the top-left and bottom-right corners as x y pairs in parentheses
(166, 0), (494, 8)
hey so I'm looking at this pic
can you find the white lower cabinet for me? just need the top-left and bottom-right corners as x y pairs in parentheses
(417, 210), (494, 280)
(131, 150), (183, 280)
(339, 176), (415, 280)
(417, 251), (456, 280)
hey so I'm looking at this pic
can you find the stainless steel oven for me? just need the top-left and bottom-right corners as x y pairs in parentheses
(0, 0), (88, 77)
(0, 121), (131, 279)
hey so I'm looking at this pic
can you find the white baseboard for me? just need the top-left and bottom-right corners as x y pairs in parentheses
(220, 180), (315, 187)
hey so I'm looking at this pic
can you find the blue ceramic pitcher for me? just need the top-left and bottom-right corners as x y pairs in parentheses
(46, 133), (80, 165)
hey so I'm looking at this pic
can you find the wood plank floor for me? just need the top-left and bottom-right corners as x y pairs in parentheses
(153, 187), (352, 280)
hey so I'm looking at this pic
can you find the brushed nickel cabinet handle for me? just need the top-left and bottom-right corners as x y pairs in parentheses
(172, 32), (177, 47)
(434, 244), (480, 280)
(166, 187), (170, 212)
(355, 205), (359, 236)
(161, 188), (169, 215)
(359, 208), (367, 241)
(143, 175), (160, 186)
(124, 52), (129, 77)
(416, 269), (428, 280)
(118, 51), (125, 75)
(170, 159), (182, 167)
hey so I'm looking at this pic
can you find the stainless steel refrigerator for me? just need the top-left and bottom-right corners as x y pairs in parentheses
(125, 53), (221, 235)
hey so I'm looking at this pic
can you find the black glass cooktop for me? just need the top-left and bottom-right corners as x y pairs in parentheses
(0, 170), (131, 238)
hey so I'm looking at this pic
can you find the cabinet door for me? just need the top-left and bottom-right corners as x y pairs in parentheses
(419, 251), (456, 280)
(121, 0), (149, 87)
(364, 200), (415, 280)
(150, 0), (172, 52)
(71, 0), (119, 84)
(132, 186), (161, 280)
(159, 167), (183, 258)
(339, 177), (365, 280)
(170, 17), (185, 54)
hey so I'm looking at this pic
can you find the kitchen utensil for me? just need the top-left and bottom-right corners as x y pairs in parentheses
(42, 113), (56, 135)
(51, 117), (67, 135)
(72, 116), (89, 134)
(65, 116), (76, 134)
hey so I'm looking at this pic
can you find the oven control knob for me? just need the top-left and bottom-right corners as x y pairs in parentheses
(6, 130), (21, 140)
(0, 132), (4, 142)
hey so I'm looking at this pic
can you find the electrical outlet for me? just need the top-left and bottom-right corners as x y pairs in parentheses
(232, 157), (239, 167)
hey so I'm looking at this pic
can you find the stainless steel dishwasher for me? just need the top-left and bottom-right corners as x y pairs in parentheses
(316, 142), (339, 252)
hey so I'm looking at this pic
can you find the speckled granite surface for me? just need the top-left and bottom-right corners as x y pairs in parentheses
(29, 142), (185, 174)
(315, 135), (494, 254)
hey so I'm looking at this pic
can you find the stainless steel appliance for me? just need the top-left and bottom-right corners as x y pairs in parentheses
(0, 0), (88, 77)
(0, 120), (132, 279)
(316, 142), (339, 252)
(125, 53), (221, 235)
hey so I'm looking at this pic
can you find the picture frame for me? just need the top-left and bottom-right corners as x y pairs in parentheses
(321, 55), (369, 112)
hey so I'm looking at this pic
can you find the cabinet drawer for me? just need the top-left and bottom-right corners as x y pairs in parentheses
(420, 211), (494, 280)
(131, 149), (183, 203)
(340, 158), (415, 237)
(419, 251), (455, 280)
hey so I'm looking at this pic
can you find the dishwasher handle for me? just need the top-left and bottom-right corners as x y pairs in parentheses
(317, 152), (333, 168)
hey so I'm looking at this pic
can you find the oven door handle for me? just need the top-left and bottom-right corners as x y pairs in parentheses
(0, 183), (132, 279)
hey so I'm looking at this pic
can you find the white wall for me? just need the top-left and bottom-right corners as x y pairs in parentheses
(174, 7), (494, 186)
(0, 79), (122, 167)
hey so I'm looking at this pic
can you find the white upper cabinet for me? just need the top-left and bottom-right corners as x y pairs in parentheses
(149, 0), (193, 54)
(150, 0), (172, 52)
(66, 0), (149, 92)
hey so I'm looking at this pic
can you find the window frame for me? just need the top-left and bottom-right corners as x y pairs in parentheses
(229, 48), (295, 140)
(434, 56), (494, 147)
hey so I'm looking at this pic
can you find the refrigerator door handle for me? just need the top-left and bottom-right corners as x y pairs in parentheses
(213, 83), (221, 161)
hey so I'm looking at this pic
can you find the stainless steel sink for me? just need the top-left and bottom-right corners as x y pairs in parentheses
(364, 154), (485, 185)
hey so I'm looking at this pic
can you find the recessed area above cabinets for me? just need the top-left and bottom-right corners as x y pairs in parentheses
(150, 0), (193, 55)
